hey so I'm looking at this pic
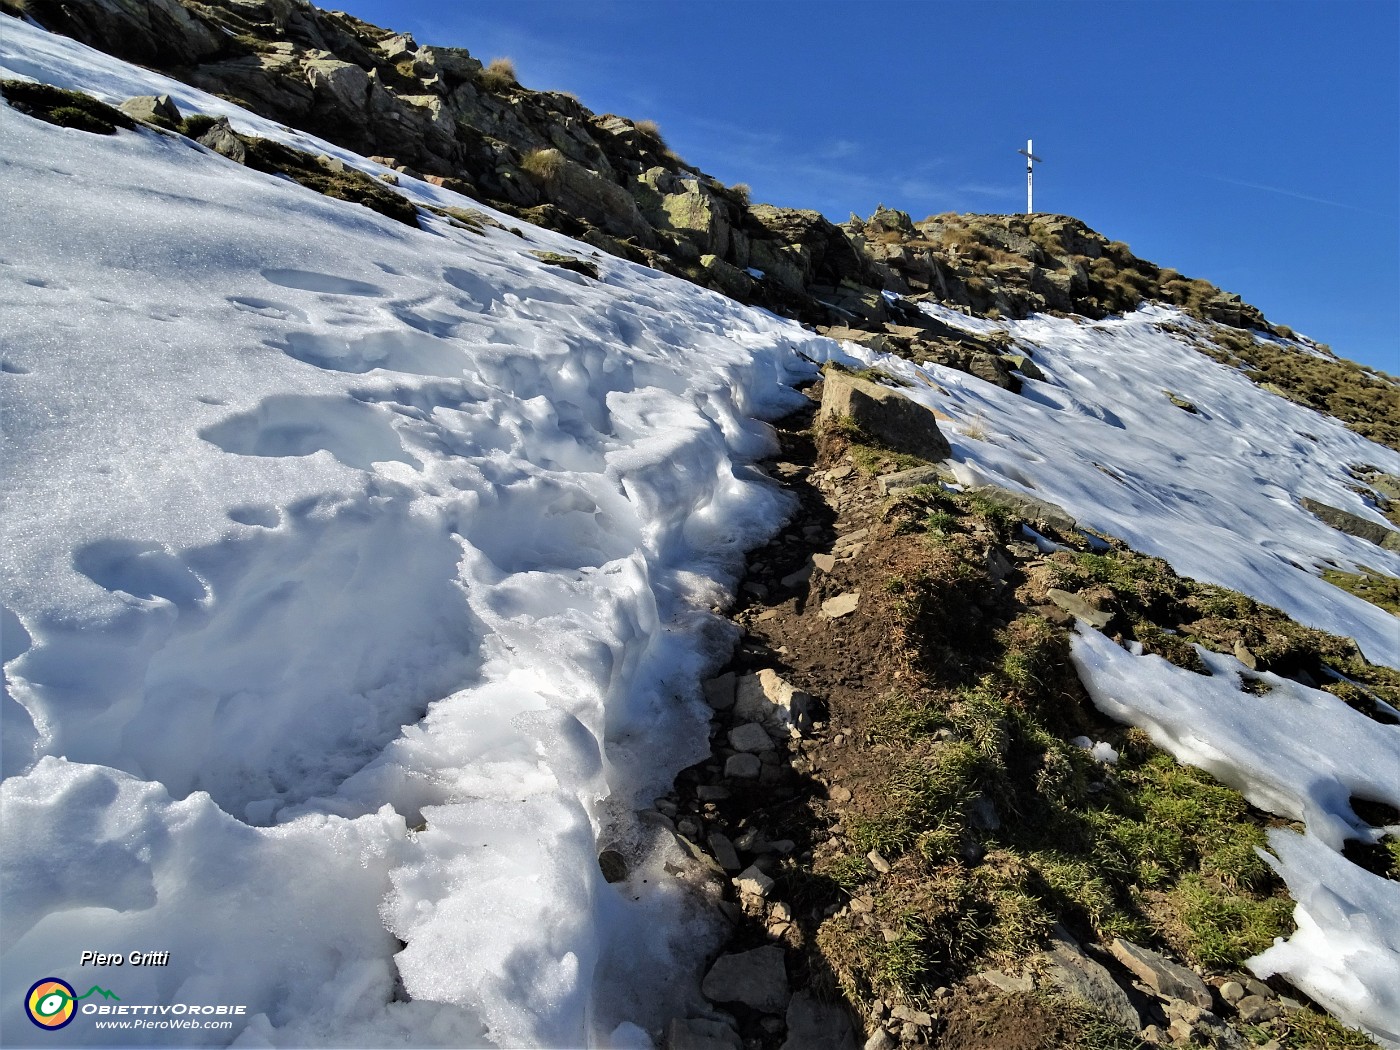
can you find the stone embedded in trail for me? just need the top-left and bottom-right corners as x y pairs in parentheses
(821, 591), (861, 619)
(1110, 938), (1212, 1009)
(728, 721), (776, 753)
(1036, 937), (1141, 1033)
(820, 370), (951, 462)
(665, 1016), (743, 1050)
(733, 668), (813, 735)
(779, 991), (860, 1050)
(702, 945), (790, 1014)
(1046, 588), (1114, 629)
(708, 832), (742, 872)
(975, 969), (1034, 994)
(724, 752), (761, 779)
(735, 864), (775, 899)
(877, 464), (948, 496)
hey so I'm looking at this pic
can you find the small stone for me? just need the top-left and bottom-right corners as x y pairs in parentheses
(863, 1031), (897, 1050)
(708, 832), (742, 872)
(1235, 995), (1280, 1023)
(1045, 588), (1114, 629)
(1233, 640), (1258, 670)
(1219, 980), (1245, 1004)
(1109, 938), (1212, 1009)
(849, 895), (874, 914)
(870, 1002), (887, 1020)
(704, 672), (737, 711)
(734, 827), (761, 851)
(812, 553), (837, 573)
(830, 786), (853, 803)
(1139, 1024), (1165, 1044)
(119, 93), (182, 124)
(821, 591), (861, 619)
(1167, 1019), (1194, 1043)
(677, 817), (701, 839)
(729, 722), (777, 753)
(882, 927), (901, 943)
(830, 463), (855, 480)
(695, 785), (730, 802)
(866, 849), (891, 873)
(725, 752), (761, 779)
(781, 561), (815, 588)
(899, 1022), (919, 1042)
(598, 849), (627, 883)
(975, 969), (1034, 994)
(770, 901), (793, 923)
(833, 528), (869, 549)
(890, 1005), (932, 1027)
(735, 864), (775, 898)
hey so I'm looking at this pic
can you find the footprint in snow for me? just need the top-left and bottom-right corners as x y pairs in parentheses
(260, 267), (386, 298)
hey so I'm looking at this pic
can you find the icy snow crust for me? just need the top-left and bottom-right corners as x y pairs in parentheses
(1, 22), (821, 1047)
(5, 17), (1400, 1049)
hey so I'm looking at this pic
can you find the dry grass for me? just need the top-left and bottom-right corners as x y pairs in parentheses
(478, 56), (517, 92)
(520, 147), (565, 184)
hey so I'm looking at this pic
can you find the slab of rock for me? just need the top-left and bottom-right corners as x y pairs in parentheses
(970, 484), (1077, 533)
(708, 832), (742, 872)
(119, 93), (181, 124)
(821, 371), (951, 462)
(728, 722), (776, 753)
(1300, 496), (1400, 551)
(1235, 995), (1281, 1023)
(702, 945), (789, 1014)
(779, 991), (859, 1050)
(877, 464), (948, 496)
(976, 969), (1034, 994)
(821, 591), (861, 619)
(812, 553), (837, 573)
(1046, 588), (1114, 629)
(665, 1016), (743, 1050)
(1037, 938), (1140, 1032)
(1110, 938), (1212, 1009)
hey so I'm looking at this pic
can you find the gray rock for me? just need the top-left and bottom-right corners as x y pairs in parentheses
(195, 118), (246, 164)
(734, 864), (775, 898)
(866, 849), (891, 874)
(703, 672), (737, 711)
(665, 1016), (743, 1050)
(967, 792), (1001, 831)
(863, 1031), (897, 1050)
(821, 591), (861, 619)
(1046, 589), (1114, 629)
(1235, 995), (1281, 1023)
(1002, 353), (1046, 382)
(812, 553), (837, 573)
(1037, 938), (1140, 1032)
(975, 969), (1034, 994)
(877, 464), (948, 496)
(969, 485), (1077, 533)
(890, 1005), (932, 1027)
(1109, 938), (1212, 1009)
(119, 94), (181, 124)
(724, 753), (761, 779)
(728, 722), (776, 753)
(701, 945), (789, 1014)
(779, 991), (859, 1050)
(734, 669), (813, 735)
(1219, 980), (1245, 1004)
(708, 832), (742, 872)
(821, 371), (951, 462)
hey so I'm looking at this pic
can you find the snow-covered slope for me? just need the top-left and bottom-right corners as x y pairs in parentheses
(0, 20), (822, 1048)
(3, 16), (1399, 1050)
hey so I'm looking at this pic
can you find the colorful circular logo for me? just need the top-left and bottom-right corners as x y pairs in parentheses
(25, 978), (77, 1030)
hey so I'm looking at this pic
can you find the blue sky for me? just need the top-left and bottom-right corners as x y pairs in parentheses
(337, 1), (1397, 373)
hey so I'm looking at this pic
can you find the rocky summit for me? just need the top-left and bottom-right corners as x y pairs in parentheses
(2, 4), (1399, 1050)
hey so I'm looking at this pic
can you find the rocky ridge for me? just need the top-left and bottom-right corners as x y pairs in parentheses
(18, 0), (1399, 452)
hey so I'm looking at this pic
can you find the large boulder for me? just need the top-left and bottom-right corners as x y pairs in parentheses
(659, 179), (731, 256)
(820, 371), (951, 462)
(1300, 497), (1400, 552)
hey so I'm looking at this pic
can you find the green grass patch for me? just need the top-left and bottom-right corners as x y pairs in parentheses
(0, 79), (133, 134)
(1322, 566), (1400, 615)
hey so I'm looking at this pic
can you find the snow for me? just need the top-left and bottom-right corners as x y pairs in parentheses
(5, 14), (1400, 1048)
(0, 20), (824, 1047)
